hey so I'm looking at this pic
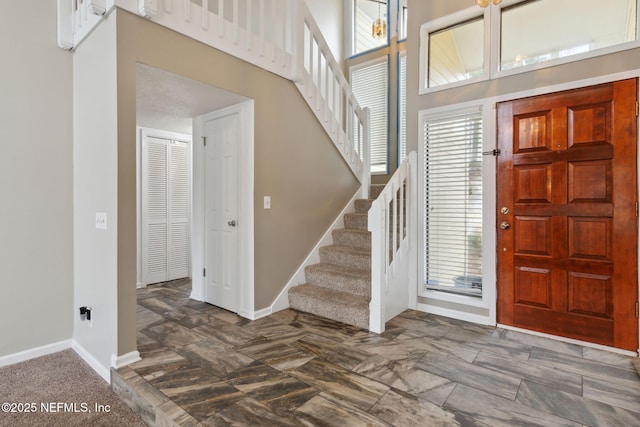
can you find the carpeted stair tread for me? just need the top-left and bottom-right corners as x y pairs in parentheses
(320, 244), (370, 270)
(305, 263), (371, 297)
(369, 184), (385, 200)
(344, 213), (368, 230)
(354, 199), (374, 213)
(332, 228), (371, 249)
(289, 284), (369, 329)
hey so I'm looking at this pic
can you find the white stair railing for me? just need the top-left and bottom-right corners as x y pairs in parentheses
(368, 151), (417, 333)
(292, 2), (370, 196)
(57, 0), (370, 192)
(57, 0), (116, 50)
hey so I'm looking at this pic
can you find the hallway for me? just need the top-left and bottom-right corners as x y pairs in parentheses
(113, 279), (640, 426)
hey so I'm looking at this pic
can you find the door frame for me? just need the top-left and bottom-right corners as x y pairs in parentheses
(417, 69), (640, 354)
(191, 100), (255, 318)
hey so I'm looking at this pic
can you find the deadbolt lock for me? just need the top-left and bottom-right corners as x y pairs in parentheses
(500, 207), (509, 215)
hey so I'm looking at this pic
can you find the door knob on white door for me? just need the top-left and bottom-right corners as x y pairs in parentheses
(228, 220), (237, 227)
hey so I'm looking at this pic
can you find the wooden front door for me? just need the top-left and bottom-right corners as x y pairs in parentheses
(497, 79), (639, 351)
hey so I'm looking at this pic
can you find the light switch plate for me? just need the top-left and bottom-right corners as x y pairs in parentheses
(264, 196), (271, 209)
(95, 212), (107, 230)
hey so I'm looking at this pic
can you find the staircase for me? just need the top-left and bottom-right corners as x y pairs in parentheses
(288, 184), (385, 329)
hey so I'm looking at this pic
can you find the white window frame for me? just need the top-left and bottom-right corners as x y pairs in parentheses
(418, 101), (497, 324)
(420, 0), (640, 94)
(419, 7), (491, 94)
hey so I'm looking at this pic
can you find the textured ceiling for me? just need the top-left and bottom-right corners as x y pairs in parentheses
(136, 63), (248, 134)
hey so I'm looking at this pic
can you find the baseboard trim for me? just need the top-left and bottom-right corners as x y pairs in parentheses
(71, 340), (111, 384)
(0, 339), (72, 368)
(270, 190), (359, 314)
(417, 302), (493, 326)
(111, 350), (141, 370)
(253, 307), (272, 320)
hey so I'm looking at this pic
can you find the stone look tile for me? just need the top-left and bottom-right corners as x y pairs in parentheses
(236, 339), (315, 371)
(582, 375), (640, 413)
(295, 393), (390, 427)
(416, 352), (522, 400)
(289, 358), (389, 410)
(193, 319), (258, 347)
(369, 389), (461, 426)
(141, 320), (206, 348)
(472, 350), (582, 395)
(492, 329), (583, 357)
(206, 397), (300, 426)
(353, 355), (452, 400)
(177, 340), (255, 378)
(445, 384), (581, 427)
(516, 380), (640, 426)
(115, 280), (640, 427)
(292, 333), (373, 370)
(528, 347), (640, 387)
(155, 400), (199, 427)
(129, 349), (190, 381)
(111, 367), (169, 426)
(150, 364), (244, 421)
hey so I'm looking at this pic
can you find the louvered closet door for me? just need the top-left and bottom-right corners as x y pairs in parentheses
(143, 136), (170, 284)
(169, 141), (190, 280)
(142, 134), (191, 285)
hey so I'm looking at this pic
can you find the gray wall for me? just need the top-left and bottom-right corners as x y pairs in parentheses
(73, 13), (119, 372)
(115, 9), (359, 357)
(0, 2), (74, 357)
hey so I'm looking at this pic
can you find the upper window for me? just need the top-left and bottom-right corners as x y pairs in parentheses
(351, 57), (389, 174)
(427, 17), (485, 88)
(421, 0), (640, 93)
(501, 0), (637, 71)
(354, 0), (389, 56)
(398, 0), (408, 41)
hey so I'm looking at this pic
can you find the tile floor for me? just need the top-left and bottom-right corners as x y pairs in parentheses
(113, 279), (640, 426)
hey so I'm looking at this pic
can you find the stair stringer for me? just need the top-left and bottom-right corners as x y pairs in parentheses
(269, 189), (361, 314)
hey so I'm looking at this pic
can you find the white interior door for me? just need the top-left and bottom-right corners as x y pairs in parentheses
(141, 129), (191, 286)
(204, 111), (239, 312)
(168, 140), (190, 280)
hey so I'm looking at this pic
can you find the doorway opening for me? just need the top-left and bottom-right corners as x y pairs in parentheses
(135, 64), (253, 317)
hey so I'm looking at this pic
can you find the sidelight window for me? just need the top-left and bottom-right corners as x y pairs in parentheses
(423, 108), (483, 297)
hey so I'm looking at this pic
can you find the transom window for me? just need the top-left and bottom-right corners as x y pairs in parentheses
(420, 0), (640, 92)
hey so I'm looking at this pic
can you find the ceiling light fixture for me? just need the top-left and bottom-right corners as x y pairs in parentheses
(476, 0), (502, 7)
(371, 2), (387, 39)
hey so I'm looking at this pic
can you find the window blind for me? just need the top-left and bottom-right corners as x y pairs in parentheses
(351, 57), (389, 174)
(398, 53), (407, 165)
(423, 109), (483, 296)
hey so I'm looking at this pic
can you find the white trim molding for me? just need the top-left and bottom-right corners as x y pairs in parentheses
(270, 190), (359, 314)
(111, 350), (142, 370)
(71, 340), (111, 383)
(0, 340), (72, 368)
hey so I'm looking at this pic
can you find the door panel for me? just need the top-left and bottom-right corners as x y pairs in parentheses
(497, 79), (638, 351)
(204, 112), (239, 313)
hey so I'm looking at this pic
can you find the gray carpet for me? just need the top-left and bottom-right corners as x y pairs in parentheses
(0, 349), (146, 426)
